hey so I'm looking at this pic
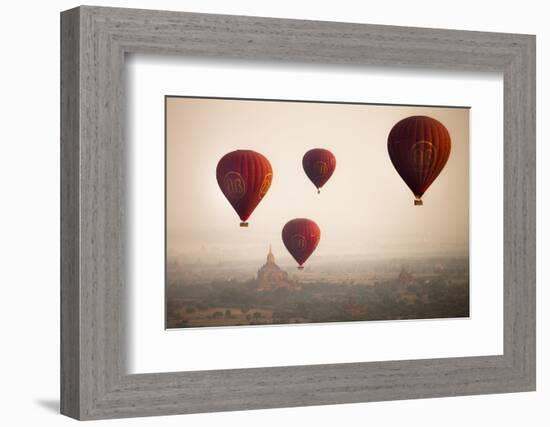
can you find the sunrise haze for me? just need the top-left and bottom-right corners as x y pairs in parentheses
(166, 97), (469, 266)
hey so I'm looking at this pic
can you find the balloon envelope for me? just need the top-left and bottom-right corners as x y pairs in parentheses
(282, 218), (321, 269)
(302, 148), (336, 193)
(216, 150), (273, 226)
(387, 116), (451, 205)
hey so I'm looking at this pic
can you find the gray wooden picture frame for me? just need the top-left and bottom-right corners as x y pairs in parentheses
(60, 5), (536, 421)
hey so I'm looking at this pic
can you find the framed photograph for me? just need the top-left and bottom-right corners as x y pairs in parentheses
(61, 6), (535, 420)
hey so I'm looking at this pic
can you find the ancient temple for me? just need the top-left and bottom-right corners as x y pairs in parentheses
(256, 245), (297, 292)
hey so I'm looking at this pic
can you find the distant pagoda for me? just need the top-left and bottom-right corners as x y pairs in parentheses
(256, 245), (298, 292)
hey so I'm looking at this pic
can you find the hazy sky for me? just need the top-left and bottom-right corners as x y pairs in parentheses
(166, 97), (469, 264)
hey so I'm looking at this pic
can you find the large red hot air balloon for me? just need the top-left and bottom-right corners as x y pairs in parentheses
(216, 150), (273, 226)
(302, 148), (336, 193)
(282, 218), (321, 269)
(387, 116), (451, 206)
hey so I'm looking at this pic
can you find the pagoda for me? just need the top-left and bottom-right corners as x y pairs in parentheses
(256, 245), (297, 292)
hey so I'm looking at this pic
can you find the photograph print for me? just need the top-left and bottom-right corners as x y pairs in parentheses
(166, 96), (469, 329)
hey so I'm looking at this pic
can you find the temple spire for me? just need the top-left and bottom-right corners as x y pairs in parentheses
(267, 244), (275, 264)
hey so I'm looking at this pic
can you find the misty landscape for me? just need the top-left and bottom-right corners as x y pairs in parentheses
(166, 248), (469, 328)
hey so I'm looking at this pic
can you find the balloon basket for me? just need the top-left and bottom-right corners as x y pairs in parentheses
(297, 265), (304, 270)
(317, 189), (320, 194)
(240, 222), (249, 227)
(414, 199), (423, 206)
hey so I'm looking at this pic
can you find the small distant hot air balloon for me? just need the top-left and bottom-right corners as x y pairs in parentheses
(302, 148), (336, 193)
(216, 150), (273, 226)
(282, 218), (321, 269)
(387, 116), (451, 206)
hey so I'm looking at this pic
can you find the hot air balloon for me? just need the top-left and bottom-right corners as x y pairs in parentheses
(302, 148), (336, 193)
(282, 218), (321, 269)
(387, 115), (451, 206)
(216, 150), (273, 226)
